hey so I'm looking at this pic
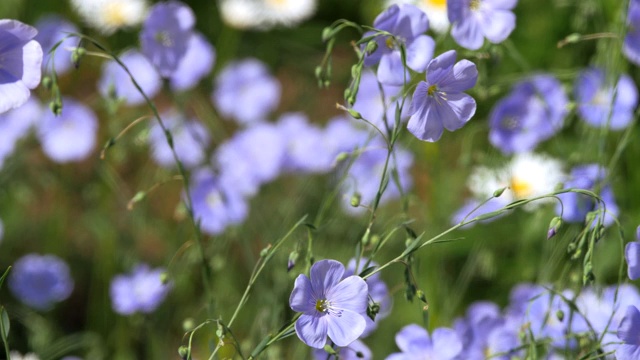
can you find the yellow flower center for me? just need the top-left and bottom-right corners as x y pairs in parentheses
(470, 0), (481, 11)
(511, 177), (532, 199)
(315, 299), (329, 312)
(385, 37), (395, 50)
(104, 3), (129, 27)
(423, 0), (447, 9)
(427, 84), (438, 96)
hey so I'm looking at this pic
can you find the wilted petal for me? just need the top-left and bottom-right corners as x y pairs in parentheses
(290, 274), (316, 313)
(326, 309), (366, 347)
(296, 313), (329, 349)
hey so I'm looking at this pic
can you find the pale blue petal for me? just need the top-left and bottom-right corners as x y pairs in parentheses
(378, 51), (407, 86)
(432, 328), (463, 359)
(451, 16), (484, 50)
(439, 59), (478, 92)
(426, 50), (457, 85)
(326, 309), (366, 347)
(407, 98), (443, 142)
(310, 260), (345, 297)
(296, 313), (329, 349)
(617, 305), (640, 344)
(479, 9), (515, 44)
(20, 40), (42, 89)
(290, 274), (316, 313)
(439, 92), (476, 131)
(617, 344), (640, 360)
(326, 275), (368, 313)
(405, 35), (434, 73)
(0, 80), (29, 114)
(626, 242), (640, 280)
(483, 0), (517, 9)
(395, 324), (430, 353)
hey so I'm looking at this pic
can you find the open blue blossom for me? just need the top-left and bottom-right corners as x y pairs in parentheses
(9, 254), (74, 310)
(448, 0), (517, 50)
(616, 305), (640, 360)
(290, 259), (369, 349)
(313, 339), (371, 360)
(363, 4), (435, 85)
(212, 58), (281, 125)
(169, 31), (215, 91)
(140, 0), (194, 77)
(574, 68), (638, 130)
(0, 98), (41, 169)
(110, 264), (171, 315)
(190, 169), (249, 235)
(34, 16), (79, 76)
(0, 19), (43, 114)
(625, 226), (640, 280)
(624, 0), (640, 65)
(149, 111), (210, 169)
(408, 50), (477, 142)
(36, 97), (98, 163)
(489, 74), (567, 154)
(555, 164), (618, 227)
(98, 50), (161, 106)
(387, 324), (462, 360)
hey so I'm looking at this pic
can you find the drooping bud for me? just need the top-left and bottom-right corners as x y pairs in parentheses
(547, 216), (562, 239)
(350, 193), (361, 207)
(71, 47), (86, 69)
(287, 251), (298, 272)
(556, 310), (564, 322)
(178, 346), (189, 359)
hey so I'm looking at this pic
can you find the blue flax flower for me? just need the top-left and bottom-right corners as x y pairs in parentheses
(169, 32), (215, 91)
(0, 98), (41, 169)
(9, 254), (74, 310)
(149, 111), (210, 169)
(140, 0), (195, 77)
(363, 4), (435, 85)
(624, 0), (640, 66)
(34, 16), (79, 76)
(290, 259), (369, 349)
(448, 0), (517, 50)
(98, 50), (161, 106)
(277, 112), (333, 174)
(352, 71), (410, 130)
(408, 50), (477, 142)
(625, 226), (640, 280)
(489, 74), (567, 154)
(110, 264), (171, 315)
(0, 19), (43, 114)
(616, 305), (640, 360)
(386, 324), (462, 360)
(574, 67), (638, 130)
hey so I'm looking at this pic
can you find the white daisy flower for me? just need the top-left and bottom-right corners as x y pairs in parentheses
(70, 0), (148, 35)
(219, 0), (317, 30)
(385, 0), (450, 33)
(468, 153), (565, 210)
(9, 352), (39, 360)
(219, 0), (263, 30)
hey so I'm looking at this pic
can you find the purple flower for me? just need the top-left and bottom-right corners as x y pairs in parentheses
(140, 0), (195, 77)
(169, 31), (215, 91)
(149, 112), (210, 169)
(407, 50), (477, 142)
(555, 164), (618, 227)
(0, 19), (43, 114)
(574, 68), (638, 130)
(190, 169), (249, 235)
(110, 264), (171, 315)
(277, 112), (333, 174)
(98, 50), (161, 106)
(345, 258), (391, 337)
(616, 305), (640, 360)
(36, 97), (98, 163)
(289, 259), (369, 349)
(386, 324), (462, 360)
(0, 98), (41, 169)
(313, 339), (371, 360)
(34, 16), (79, 76)
(9, 254), (74, 310)
(625, 226), (640, 280)
(212, 58), (281, 125)
(351, 71), (410, 130)
(448, 0), (517, 50)
(363, 4), (435, 85)
(624, 0), (640, 66)
(489, 74), (567, 154)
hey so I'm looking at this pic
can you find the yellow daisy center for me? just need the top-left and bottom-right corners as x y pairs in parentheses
(104, 3), (129, 27)
(423, 0), (447, 9)
(511, 177), (532, 199)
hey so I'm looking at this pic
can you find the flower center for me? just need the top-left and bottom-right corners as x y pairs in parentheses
(315, 299), (330, 312)
(206, 191), (222, 208)
(423, 0), (447, 9)
(502, 116), (520, 130)
(510, 176), (532, 199)
(427, 84), (438, 96)
(104, 3), (129, 27)
(470, 0), (481, 11)
(155, 31), (174, 47)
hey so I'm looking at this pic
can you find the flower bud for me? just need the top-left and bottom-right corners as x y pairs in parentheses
(350, 193), (361, 207)
(493, 187), (507, 197)
(547, 216), (562, 239)
(178, 346), (189, 359)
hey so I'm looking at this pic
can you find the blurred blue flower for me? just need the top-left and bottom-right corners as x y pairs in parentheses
(407, 50), (477, 142)
(34, 15), (79, 76)
(312, 339), (371, 360)
(386, 324), (462, 360)
(190, 169), (249, 235)
(0, 98), (41, 169)
(451, 197), (508, 227)
(212, 58), (281, 125)
(169, 32), (215, 91)
(9, 254), (74, 310)
(110, 264), (171, 315)
(36, 97), (98, 163)
(575, 68), (638, 130)
(140, 0), (194, 77)
(555, 164), (618, 227)
(149, 111), (210, 169)
(363, 4), (435, 85)
(616, 305), (640, 360)
(0, 19), (43, 114)
(277, 112), (333, 174)
(98, 50), (161, 106)
(323, 116), (370, 162)
(290, 259), (368, 349)
(489, 74), (567, 154)
(625, 226), (640, 280)
(345, 258), (391, 337)
(624, 0), (640, 66)
(448, 0), (517, 50)
(352, 71), (410, 130)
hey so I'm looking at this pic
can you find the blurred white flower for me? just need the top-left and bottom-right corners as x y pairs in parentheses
(70, 0), (148, 34)
(10, 352), (40, 360)
(386, 0), (450, 33)
(219, 0), (317, 30)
